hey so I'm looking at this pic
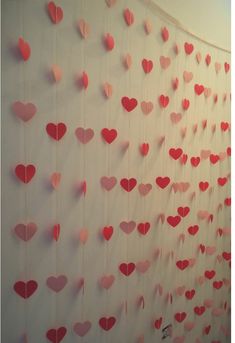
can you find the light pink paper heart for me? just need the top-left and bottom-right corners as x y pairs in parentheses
(184, 321), (195, 331)
(160, 56), (171, 69)
(100, 275), (115, 289)
(215, 62), (221, 73)
(105, 0), (116, 7)
(212, 308), (224, 316)
(51, 172), (61, 189)
(170, 112), (182, 124)
(196, 52), (201, 63)
(52, 64), (62, 82)
(14, 223), (37, 241)
(178, 182), (190, 192)
(100, 176), (117, 191)
(141, 101), (153, 115)
(46, 275), (68, 292)
(136, 260), (150, 273)
(144, 19), (152, 34)
(200, 150), (211, 159)
(121, 141), (130, 151)
(183, 71), (193, 83)
(204, 88), (212, 98)
(74, 321), (91, 337)
(78, 19), (90, 39)
(138, 183), (152, 196)
(197, 210), (210, 219)
(124, 54), (132, 69)
(103, 82), (113, 98)
(188, 258), (196, 267)
(120, 221), (136, 234)
(75, 127), (94, 144)
(217, 255), (223, 263)
(12, 101), (37, 122)
(79, 228), (88, 244)
(219, 152), (227, 161)
(204, 298), (213, 308)
(206, 246), (216, 255)
(173, 336), (185, 343)
(174, 44), (180, 54)
(175, 286), (186, 296)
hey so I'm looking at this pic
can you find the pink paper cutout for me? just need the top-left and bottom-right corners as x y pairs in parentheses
(144, 19), (152, 34)
(78, 19), (90, 39)
(52, 64), (62, 82)
(46, 275), (68, 292)
(14, 223), (37, 242)
(12, 101), (37, 122)
(100, 176), (117, 191)
(73, 321), (92, 337)
(123, 54), (132, 69)
(120, 221), (136, 234)
(51, 172), (61, 189)
(100, 275), (115, 289)
(75, 127), (94, 144)
(103, 82), (113, 98)
(79, 228), (88, 244)
(138, 183), (152, 196)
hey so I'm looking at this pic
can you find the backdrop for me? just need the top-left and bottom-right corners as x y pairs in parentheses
(2, 0), (231, 342)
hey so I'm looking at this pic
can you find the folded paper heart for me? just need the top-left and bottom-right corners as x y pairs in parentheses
(142, 58), (153, 73)
(182, 98), (190, 110)
(47, 1), (63, 24)
(81, 71), (88, 89)
(185, 289), (195, 300)
(104, 33), (114, 51)
(79, 228), (88, 244)
(12, 101), (37, 122)
(18, 37), (31, 61)
(183, 71), (193, 83)
(213, 280), (223, 289)
(140, 143), (149, 156)
(205, 53), (211, 66)
(123, 54), (132, 69)
(46, 275), (68, 292)
(137, 222), (150, 235)
(123, 8), (134, 26)
(194, 84), (204, 95)
(101, 128), (117, 144)
(15, 164), (36, 183)
(184, 42), (194, 54)
(161, 27), (169, 41)
(121, 96), (138, 112)
(174, 312), (187, 322)
(99, 317), (116, 331)
(141, 101), (153, 115)
(102, 226), (113, 241)
(224, 62), (230, 73)
(46, 123), (67, 141)
(160, 56), (171, 69)
(51, 172), (61, 189)
(187, 225), (199, 235)
(156, 176), (170, 189)
(144, 19), (152, 34)
(14, 223), (37, 241)
(119, 262), (135, 276)
(78, 19), (90, 39)
(169, 148), (183, 160)
(170, 112), (182, 124)
(136, 260), (150, 273)
(176, 260), (189, 270)
(177, 206), (190, 217)
(53, 224), (60, 241)
(199, 181), (209, 191)
(52, 64), (62, 82)
(75, 127), (94, 144)
(154, 317), (162, 329)
(100, 176), (117, 191)
(204, 270), (216, 279)
(120, 178), (137, 192)
(138, 183), (152, 196)
(180, 154), (188, 165)
(159, 95), (169, 108)
(194, 306), (205, 316)
(46, 327), (67, 343)
(103, 82), (113, 98)
(172, 77), (179, 90)
(119, 221), (136, 234)
(167, 215), (181, 227)
(100, 275), (115, 289)
(14, 280), (38, 299)
(73, 321), (91, 337)
(191, 156), (200, 167)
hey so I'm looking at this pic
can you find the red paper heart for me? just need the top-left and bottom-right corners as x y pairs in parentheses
(169, 148), (183, 160)
(224, 198), (231, 207)
(120, 178), (137, 192)
(194, 84), (204, 95)
(187, 225), (199, 235)
(46, 327), (67, 343)
(53, 224), (60, 241)
(174, 312), (187, 322)
(224, 62), (230, 73)
(47, 1), (63, 24)
(205, 54), (211, 66)
(182, 98), (190, 110)
(184, 42), (194, 55)
(204, 325), (211, 335)
(75, 127), (94, 144)
(159, 95), (169, 108)
(190, 156), (200, 167)
(46, 275), (68, 292)
(210, 154), (219, 164)
(194, 306), (205, 316)
(199, 181), (209, 191)
(102, 226), (113, 241)
(73, 321), (91, 337)
(123, 8), (134, 26)
(185, 289), (195, 300)
(46, 123), (67, 141)
(167, 215), (181, 227)
(176, 260), (189, 270)
(15, 164), (36, 183)
(121, 96), (138, 112)
(161, 27), (169, 42)
(156, 176), (170, 189)
(221, 122), (229, 131)
(81, 71), (89, 89)
(101, 128), (117, 144)
(14, 223), (37, 241)
(140, 143), (149, 156)
(217, 177), (227, 186)
(18, 37), (31, 61)
(180, 154), (188, 165)
(104, 33), (115, 51)
(142, 59), (153, 73)
(137, 222), (150, 235)
(154, 317), (163, 329)
(172, 78), (179, 90)
(222, 252), (231, 261)
(177, 207), (190, 217)
(119, 262), (135, 276)
(99, 317), (116, 331)
(14, 280), (38, 299)
(205, 270), (216, 279)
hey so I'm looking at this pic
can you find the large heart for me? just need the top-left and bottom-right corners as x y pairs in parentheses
(137, 222), (150, 235)
(46, 123), (67, 141)
(47, 1), (63, 24)
(14, 223), (37, 241)
(101, 128), (117, 144)
(75, 127), (94, 144)
(99, 317), (116, 331)
(14, 280), (38, 298)
(167, 215), (181, 227)
(73, 321), (91, 337)
(46, 327), (67, 343)
(119, 262), (135, 276)
(120, 178), (137, 192)
(155, 176), (170, 189)
(46, 275), (68, 292)
(12, 101), (37, 122)
(15, 164), (36, 183)
(121, 96), (138, 112)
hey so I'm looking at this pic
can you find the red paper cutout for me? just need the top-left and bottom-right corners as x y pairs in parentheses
(120, 221), (136, 234)
(53, 224), (60, 241)
(18, 37), (31, 61)
(123, 8), (134, 26)
(140, 143), (149, 156)
(142, 59), (153, 73)
(120, 178), (137, 192)
(14, 223), (37, 241)
(194, 306), (205, 316)
(159, 95), (169, 108)
(187, 225), (199, 236)
(137, 222), (150, 235)
(99, 317), (116, 331)
(194, 84), (204, 95)
(169, 148), (183, 160)
(210, 154), (219, 164)
(177, 207), (190, 217)
(161, 27), (169, 42)
(176, 260), (189, 270)
(138, 183), (152, 196)
(119, 262), (135, 276)
(15, 164), (36, 183)
(182, 98), (190, 110)
(174, 312), (187, 322)
(144, 20), (152, 34)
(185, 289), (195, 300)
(121, 96), (138, 112)
(156, 176), (170, 189)
(172, 77), (179, 90)
(224, 62), (230, 73)
(104, 33), (114, 51)
(14, 280), (38, 299)
(102, 226), (113, 241)
(46, 123), (67, 141)
(184, 42), (194, 55)
(191, 156), (200, 167)
(141, 101), (153, 115)
(167, 216), (181, 227)
(46, 327), (67, 343)
(100, 176), (117, 191)
(205, 270), (216, 279)
(47, 2), (63, 24)
(154, 317), (163, 329)
(12, 101), (37, 122)
(205, 54), (211, 66)
(101, 128), (117, 144)
(81, 71), (88, 89)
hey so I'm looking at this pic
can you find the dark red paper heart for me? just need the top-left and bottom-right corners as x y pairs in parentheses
(137, 222), (150, 235)
(204, 270), (216, 279)
(142, 59), (153, 73)
(121, 96), (138, 112)
(177, 206), (190, 217)
(99, 317), (116, 331)
(156, 176), (170, 189)
(185, 289), (195, 300)
(174, 312), (187, 322)
(182, 98), (190, 110)
(47, 1), (63, 24)
(120, 178), (137, 192)
(184, 42), (194, 55)
(199, 181), (209, 191)
(190, 156), (200, 167)
(102, 226), (113, 241)
(167, 215), (181, 227)
(101, 128), (117, 144)
(176, 260), (189, 270)
(46, 327), (67, 343)
(159, 95), (169, 108)
(14, 280), (38, 299)
(188, 225), (199, 235)
(15, 164), (36, 184)
(154, 317), (163, 329)
(119, 262), (135, 276)
(169, 148), (183, 160)
(18, 37), (31, 61)
(194, 306), (205, 316)
(46, 123), (67, 141)
(194, 84), (204, 95)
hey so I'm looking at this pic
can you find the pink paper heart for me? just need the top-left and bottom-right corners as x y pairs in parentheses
(73, 321), (91, 337)
(78, 19), (90, 39)
(175, 286), (186, 296)
(103, 82), (113, 98)
(217, 255), (223, 263)
(124, 54), (132, 69)
(170, 112), (182, 124)
(200, 150), (211, 159)
(206, 246), (216, 255)
(100, 176), (117, 191)
(79, 228), (88, 244)
(144, 19), (152, 34)
(138, 183), (152, 196)
(204, 88), (212, 98)
(12, 101), (37, 122)
(184, 321), (195, 331)
(160, 56), (171, 69)
(178, 182), (190, 192)
(197, 210), (209, 219)
(215, 62), (221, 73)
(46, 275), (68, 292)
(141, 101), (153, 115)
(52, 64), (62, 82)
(121, 140), (130, 151)
(51, 172), (61, 189)
(173, 336), (185, 343)
(204, 298), (213, 308)
(197, 276), (205, 285)
(100, 275), (115, 289)
(14, 223), (37, 242)
(188, 258), (196, 267)
(183, 71), (193, 83)
(219, 152), (227, 161)
(196, 52), (201, 63)
(120, 221), (136, 234)
(75, 127), (94, 144)
(136, 260), (150, 273)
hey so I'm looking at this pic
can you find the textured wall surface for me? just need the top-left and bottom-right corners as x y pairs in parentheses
(2, 1), (231, 342)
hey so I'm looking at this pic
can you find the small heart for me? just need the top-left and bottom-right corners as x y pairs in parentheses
(141, 101), (153, 115)
(170, 112), (182, 124)
(123, 8), (134, 26)
(184, 42), (194, 55)
(79, 228), (88, 244)
(46, 122), (67, 141)
(137, 222), (150, 235)
(51, 172), (61, 189)
(102, 226), (113, 241)
(160, 56), (171, 69)
(100, 176), (117, 191)
(46, 327), (67, 343)
(78, 19), (90, 39)
(14, 280), (38, 298)
(120, 178), (137, 192)
(142, 59), (153, 73)
(18, 37), (31, 61)
(138, 183), (152, 196)
(119, 221), (136, 234)
(121, 96), (138, 112)
(104, 33), (115, 51)
(123, 54), (132, 69)
(100, 275), (115, 289)
(101, 128), (117, 144)
(182, 98), (190, 110)
(159, 94), (169, 108)
(103, 82), (113, 98)
(140, 143), (149, 156)
(119, 262), (135, 276)
(99, 317), (116, 331)
(161, 27), (169, 42)
(73, 321), (91, 337)
(183, 71), (193, 83)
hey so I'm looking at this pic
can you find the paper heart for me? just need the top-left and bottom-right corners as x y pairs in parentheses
(182, 98), (190, 110)
(144, 19), (152, 34)
(104, 33), (114, 51)
(172, 77), (179, 90)
(80, 71), (89, 89)
(216, 255), (223, 263)
(213, 94), (218, 103)
(205, 54), (211, 66)
(183, 71), (193, 83)
(174, 312), (187, 322)
(14, 280), (38, 299)
(173, 337), (185, 343)
(141, 101), (153, 115)
(204, 87), (212, 98)
(194, 306), (205, 316)
(121, 96), (138, 112)
(15, 164), (36, 183)
(175, 286), (186, 296)
(167, 216), (181, 228)
(53, 224), (60, 241)
(180, 154), (188, 165)
(73, 321), (91, 337)
(210, 154), (219, 164)
(196, 52), (201, 63)
(201, 119), (207, 130)
(137, 222), (150, 235)
(14, 223), (37, 241)
(199, 181), (209, 191)
(120, 178), (137, 192)
(123, 8), (134, 26)
(191, 156), (200, 167)
(46, 275), (68, 292)
(184, 321), (195, 331)
(212, 308), (223, 316)
(213, 280), (223, 289)
(177, 206), (190, 217)
(174, 44), (180, 54)
(159, 94), (169, 108)
(203, 325), (211, 335)
(200, 150), (211, 159)
(184, 42), (194, 55)
(120, 221), (136, 234)
(154, 317), (162, 329)
(169, 148), (183, 160)
(142, 59), (153, 73)
(204, 298), (213, 308)
(219, 151), (227, 161)
(224, 62), (230, 73)
(221, 121), (229, 131)
(100, 275), (115, 289)
(123, 54), (132, 69)
(47, 1), (63, 24)
(138, 183), (152, 196)
(119, 262), (135, 276)
(178, 182), (190, 192)
(79, 228), (88, 244)
(140, 143), (149, 156)
(157, 213), (165, 223)
(75, 127), (94, 144)
(215, 62), (221, 73)
(12, 101), (37, 122)
(46, 123), (67, 141)
(51, 172), (61, 189)
(180, 127), (187, 139)
(160, 56), (171, 69)
(218, 177), (228, 186)
(103, 82), (113, 98)
(99, 317), (116, 331)
(185, 289), (195, 300)
(176, 260), (189, 270)
(105, 0), (116, 7)
(100, 176), (117, 191)
(46, 327), (67, 343)
(161, 27), (169, 42)
(136, 260), (150, 273)
(206, 246), (216, 255)
(170, 112), (182, 124)
(205, 270), (216, 279)
(194, 84), (204, 95)
(102, 226), (113, 241)
(197, 275), (205, 285)
(101, 128), (117, 144)
(18, 37), (31, 61)
(78, 19), (90, 39)
(51, 64), (62, 82)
